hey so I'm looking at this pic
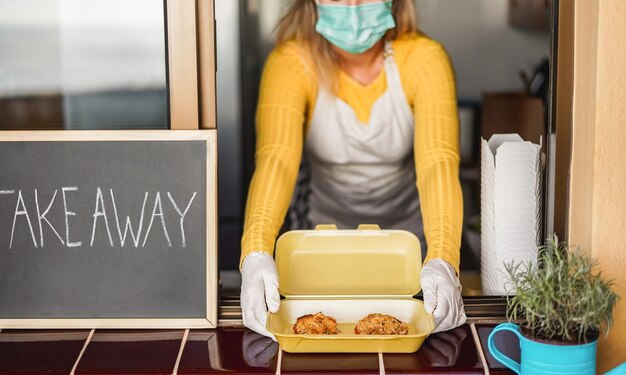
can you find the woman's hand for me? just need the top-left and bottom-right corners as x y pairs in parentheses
(420, 259), (467, 333)
(241, 252), (281, 340)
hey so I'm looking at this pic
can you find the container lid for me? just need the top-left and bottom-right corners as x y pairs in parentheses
(275, 224), (422, 298)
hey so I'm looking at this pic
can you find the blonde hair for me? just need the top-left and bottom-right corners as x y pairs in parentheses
(276, 0), (418, 90)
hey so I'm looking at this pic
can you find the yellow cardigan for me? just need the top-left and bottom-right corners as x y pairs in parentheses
(240, 33), (463, 273)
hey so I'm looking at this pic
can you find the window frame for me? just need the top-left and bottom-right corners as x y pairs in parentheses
(166, 0), (216, 130)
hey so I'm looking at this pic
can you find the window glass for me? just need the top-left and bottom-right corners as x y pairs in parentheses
(0, 0), (168, 129)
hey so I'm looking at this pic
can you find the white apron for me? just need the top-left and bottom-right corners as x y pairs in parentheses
(289, 43), (426, 251)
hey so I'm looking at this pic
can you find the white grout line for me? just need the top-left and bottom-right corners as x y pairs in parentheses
(470, 323), (490, 375)
(70, 329), (95, 375)
(172, 329), (189, 375)
(275, 348), (282, 375)
(378, 352), (385, 375)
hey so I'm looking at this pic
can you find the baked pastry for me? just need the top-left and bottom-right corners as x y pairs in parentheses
(354, 313), (409, 335)
(293, 312), (340, 334)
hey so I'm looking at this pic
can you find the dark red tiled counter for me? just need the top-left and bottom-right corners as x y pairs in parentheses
(0, 330), (90, 374)
(0, 324), (516, 374)
(383, 325), (483, 374)
(475, 324), (519, 375)
(177, 328), (277, 374)
(280, 352), (380, 374)
(75, 330), (185, 374)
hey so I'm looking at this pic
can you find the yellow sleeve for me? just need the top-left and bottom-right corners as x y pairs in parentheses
(402, 39), (463, 273)
(240, 43), (315, 268)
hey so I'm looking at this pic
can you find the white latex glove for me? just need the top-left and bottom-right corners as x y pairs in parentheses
(241, 252), (280, 341)
(420, 259), (467, 333)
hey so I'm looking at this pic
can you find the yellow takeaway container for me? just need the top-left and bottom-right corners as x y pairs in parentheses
(267, 224), (435, 353)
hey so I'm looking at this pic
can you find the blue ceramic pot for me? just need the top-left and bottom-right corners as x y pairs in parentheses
(488, 322), (597, 375)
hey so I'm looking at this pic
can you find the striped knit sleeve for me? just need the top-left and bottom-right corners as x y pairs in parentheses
(406, 41), (463, 273)
(239, 44), (313, 268)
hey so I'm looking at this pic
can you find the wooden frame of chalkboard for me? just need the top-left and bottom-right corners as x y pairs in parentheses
(0, 130), (218, 328)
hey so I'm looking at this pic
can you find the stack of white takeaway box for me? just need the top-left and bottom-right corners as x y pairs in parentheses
(480, 134), (544, 295)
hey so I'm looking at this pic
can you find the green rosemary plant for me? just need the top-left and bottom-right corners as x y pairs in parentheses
(505, 236), (618, 343)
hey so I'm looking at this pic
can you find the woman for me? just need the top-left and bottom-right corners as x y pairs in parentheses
(240, 0), (466, 339)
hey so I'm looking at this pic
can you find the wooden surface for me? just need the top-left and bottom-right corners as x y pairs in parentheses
(0, 130), (212, 142)
(166, 0), (200, 130)
(197, 0), (217, 129)
(553, 0), (574, 239)
(567, 1), (626, 372)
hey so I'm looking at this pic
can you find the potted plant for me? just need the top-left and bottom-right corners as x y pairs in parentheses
(488, 236), (618, 375)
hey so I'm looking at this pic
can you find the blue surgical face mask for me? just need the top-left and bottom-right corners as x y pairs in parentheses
(315, 0), (396, 54)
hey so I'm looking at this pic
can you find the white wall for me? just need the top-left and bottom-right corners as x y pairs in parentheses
(416, 0), (551, 101)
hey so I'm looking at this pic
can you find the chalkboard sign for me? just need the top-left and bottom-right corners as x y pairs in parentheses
(0, 130), (217, 328)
